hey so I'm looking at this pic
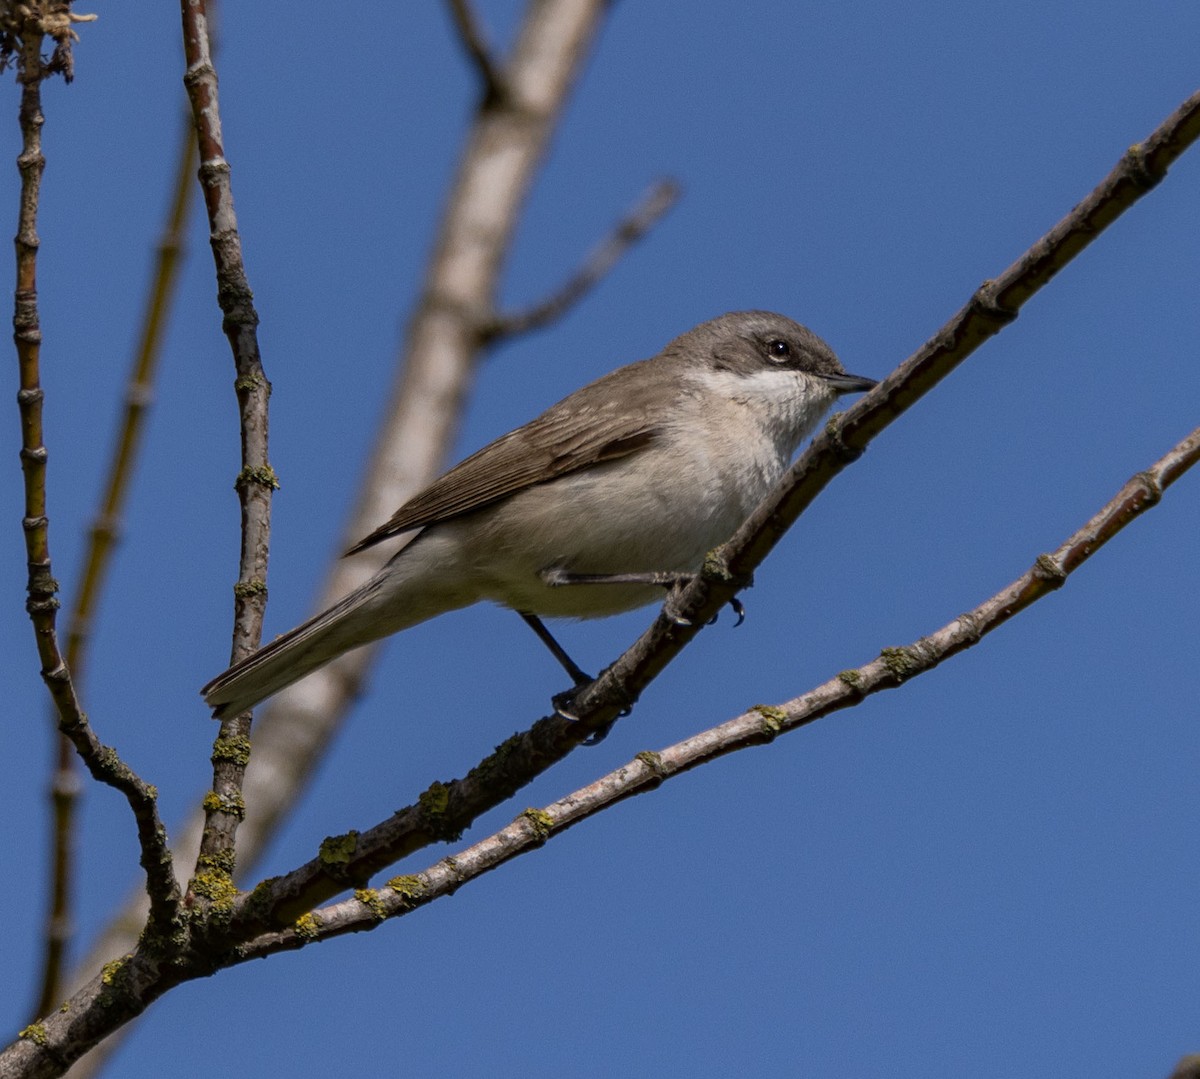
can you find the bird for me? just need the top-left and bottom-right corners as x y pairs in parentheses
(201, 311), (876, 718)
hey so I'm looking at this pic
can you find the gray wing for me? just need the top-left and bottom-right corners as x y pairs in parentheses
(345, 360), (667, 555)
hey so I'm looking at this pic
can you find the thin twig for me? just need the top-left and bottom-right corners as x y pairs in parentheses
(7, 78), (1200, 1079)
(63, 7), (619, 1075)
(31, 104), (197, 1022)
(222, 87), (1200, 928)
(445, 0), (504, 101)
(180, 0), (274, 887)
(7, 4), (180, 962)
(565, 87), (1200, 724)
(483, 178), (681, 341)
(230, 421), (1200, 953)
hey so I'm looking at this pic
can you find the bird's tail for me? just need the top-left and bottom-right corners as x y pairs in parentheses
(201, 576), (386, 719)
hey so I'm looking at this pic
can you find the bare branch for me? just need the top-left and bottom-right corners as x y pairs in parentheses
(63, 3), (617, 1073)
(564, 87), (1200, 727)
(11, 417), (1195, 1075)
(484, 177), (681, 341)
(445, 0), (504, 101)
(231, 420), (1200, 954)
(179, 0), (275, 882)
(7, 1), (180, 965)
(220, 88), (1200, 920)
(8, 72), (1199, 1079)
(30, 105), (197, 1021)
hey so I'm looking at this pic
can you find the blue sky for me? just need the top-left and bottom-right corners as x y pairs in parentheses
(2, 3), (1199, 1076)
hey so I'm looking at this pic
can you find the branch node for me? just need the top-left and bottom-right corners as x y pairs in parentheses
(485, 178), (681, 341)
(1121, 142), (1160, 192)
(821, 411), (864, 464)
(1132, 468), (1164, 506)
(972, 278), (1021, 328)
(1032, 552), (1067, 587)
(233, 464), (280, 492)
(446, 0), (507, 103)
(880, 645), (923, 682)
(635, 749), (668, 779)
(519, 807), (555, 842)
(750, 704), (787, 739)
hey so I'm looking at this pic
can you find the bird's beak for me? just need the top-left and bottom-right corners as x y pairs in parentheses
(822, 372), (878, 395)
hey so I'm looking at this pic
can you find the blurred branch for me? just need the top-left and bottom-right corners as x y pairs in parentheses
(221, 87), (1200, 924)
(231, 418), (1200, 953)
(445, 0), (503, 102)
(483, 177), (681, 341)
(60, 2), (618, 1075)
(179, 0), (274, 885)
(30, 105), (197, 1022)
(5, 52), (1198, 1079)
(1169, 1055), (1200, 1079)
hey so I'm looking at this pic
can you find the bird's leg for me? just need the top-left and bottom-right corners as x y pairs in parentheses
(518, 611), (592, 685)
(540, 567), (748, 627)
(517, 610), (630, 744)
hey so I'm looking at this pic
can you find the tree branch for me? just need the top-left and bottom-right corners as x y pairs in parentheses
(483, 177), (681, 341)
(31, 102), (197, 1022)
(222, 87), (1200, 926)
(445, 0), (504, 102)
(229, 419), (1200, 954)
(179, 0), (274, 884)
(6, 0), (180, 977)
(62, 3), (618, 1073)
(564, 86), (1200, 728)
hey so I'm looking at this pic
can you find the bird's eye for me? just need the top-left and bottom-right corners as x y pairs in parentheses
(766, 339), (792, 363)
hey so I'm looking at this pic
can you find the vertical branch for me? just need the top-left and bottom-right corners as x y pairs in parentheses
(179, 0), (273, 883)
(30, 108), (197, 1021)
(13, 13), (53, 650)
(7, 4), (180, 1011)
(65, 3), (617, 1070)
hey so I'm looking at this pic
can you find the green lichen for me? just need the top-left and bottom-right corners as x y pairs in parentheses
(880, 646), (921, 681)
(234, 372), (270, 394)
(355, 888), (387, 920)
(419, 781), (450, 816)
(211, 734), (252, 766)
(243, 876), (281, 920)
(418, 781), (463, 841)
(232, 578), (268, 599)
(838, 668), (864, 690)
(294, 912), (321, 941)
(386, 875), (427, 908)
(201, 790), (246, 819)
(521, 808), (555, 841)
(19, 1023), (48, 1046)
(100, 958), (126, 986)
(196, 848), (236, 875)
(234, 464), (280, 492)
(751, 704), (786, 734)
(191, 869), (238, 905)
(635, 750), (666, 777)
(319, 830), (359, 867)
